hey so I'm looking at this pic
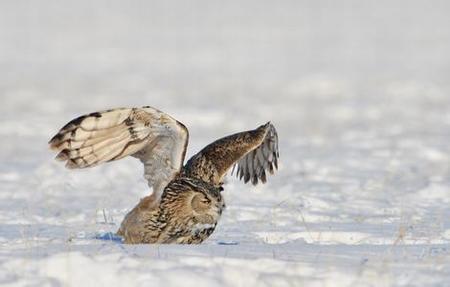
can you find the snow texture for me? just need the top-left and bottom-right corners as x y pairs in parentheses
(0, 1), (449, 286)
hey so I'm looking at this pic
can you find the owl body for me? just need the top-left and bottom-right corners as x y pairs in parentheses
(117, 176), (225, 244)
(49, 106), (279, 244)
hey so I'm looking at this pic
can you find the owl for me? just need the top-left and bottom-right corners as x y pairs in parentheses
(49, 106), (279, 244)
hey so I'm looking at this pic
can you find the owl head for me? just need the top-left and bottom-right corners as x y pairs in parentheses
(162, 177), (225, 224)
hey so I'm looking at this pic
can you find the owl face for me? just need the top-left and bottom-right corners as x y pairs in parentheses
(162, 177), (225, 225)
(191, 192), (212, 213)
(190, 187), (224, 221)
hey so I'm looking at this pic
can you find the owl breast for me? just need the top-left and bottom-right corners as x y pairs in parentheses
(172, 222), (218, 244)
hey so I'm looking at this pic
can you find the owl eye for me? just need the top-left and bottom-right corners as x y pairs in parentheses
(191, 194), (211, 212)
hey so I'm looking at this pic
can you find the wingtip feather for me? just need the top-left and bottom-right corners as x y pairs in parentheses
(55, 150), (69, 161)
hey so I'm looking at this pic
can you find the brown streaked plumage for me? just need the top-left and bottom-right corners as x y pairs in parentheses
(49, 106), (279, 244)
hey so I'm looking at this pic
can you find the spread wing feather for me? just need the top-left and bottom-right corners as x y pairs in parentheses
(49, 106), (189, 197)
(184, 122), (279, 185)
(233, 123), (279, 185)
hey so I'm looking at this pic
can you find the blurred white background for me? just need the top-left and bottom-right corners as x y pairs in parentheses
(1, 0), (449, 112)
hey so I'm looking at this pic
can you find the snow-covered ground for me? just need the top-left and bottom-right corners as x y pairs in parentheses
(1, 1), (449, 286)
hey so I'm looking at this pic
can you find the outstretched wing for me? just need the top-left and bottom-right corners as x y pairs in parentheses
(183, 122), (279, 186)
(49, 106), (189, 196)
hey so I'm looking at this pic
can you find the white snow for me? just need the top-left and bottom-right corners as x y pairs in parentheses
(1, 1), (450, 286)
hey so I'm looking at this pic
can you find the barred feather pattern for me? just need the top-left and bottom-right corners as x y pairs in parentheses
(232, 123), (279, 185)
(48, 106), (188, 198)
(184, 122), (279, 186)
